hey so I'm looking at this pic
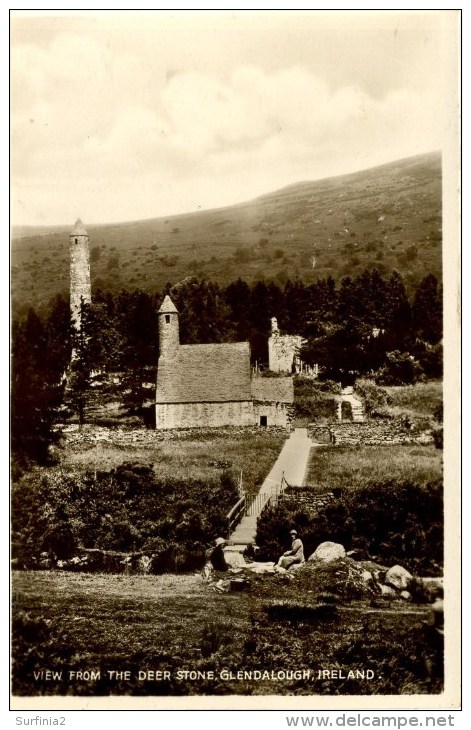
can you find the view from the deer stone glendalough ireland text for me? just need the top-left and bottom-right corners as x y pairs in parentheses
(10, 10), (460, 709)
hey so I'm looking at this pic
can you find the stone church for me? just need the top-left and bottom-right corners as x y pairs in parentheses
(155, 296), (293, 429)
(66, 220), (294, 430)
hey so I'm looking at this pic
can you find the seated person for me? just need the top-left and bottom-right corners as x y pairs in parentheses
(276, 529), (305, 570)
(208, 537), (229, 572)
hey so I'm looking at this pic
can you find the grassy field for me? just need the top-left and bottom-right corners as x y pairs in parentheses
(12, 569), (442, 697)
(11, 152), (441, 314)
(303, 444), (442, 489)
(60, 428), (287, 501)
(382, 381), (442, 419)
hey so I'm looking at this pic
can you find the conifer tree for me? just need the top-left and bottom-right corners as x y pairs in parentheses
(412, 273), (443, 344)
(11, 308), (64, 465)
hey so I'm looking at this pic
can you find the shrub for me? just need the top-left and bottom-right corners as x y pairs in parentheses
(294, 377), (340, 423)
(301, 378), (342, 394)
(408, 577), (443, 604)
(415, 342), (443, 379)
(354, 379), (391, 416)
(376, 351), (424, 385)
(12, 464), (239, 572)
(42, 519), (77, 560)
(256, 479), (442, 575)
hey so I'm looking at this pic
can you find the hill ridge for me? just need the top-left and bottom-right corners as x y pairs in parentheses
(11, 151), (442, 313)
(12, 150), (440, 237)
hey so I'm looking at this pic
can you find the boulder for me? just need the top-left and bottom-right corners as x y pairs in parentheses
(379, 584), (397, 597)
(308, 542), (346, 563)
(224, 550), (247, 569)
(360, 570), (373, 585)
(385, 565), (413, 591)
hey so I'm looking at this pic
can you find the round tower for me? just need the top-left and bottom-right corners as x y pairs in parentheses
(69, 218), (91, 329)
(158, 295), (180, 358)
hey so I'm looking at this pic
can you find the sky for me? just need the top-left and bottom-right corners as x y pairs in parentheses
(10, 9), (459, 226)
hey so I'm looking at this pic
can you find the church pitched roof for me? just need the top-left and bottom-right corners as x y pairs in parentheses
(251, 376), (294, 403)
(156, 341), (252, 403)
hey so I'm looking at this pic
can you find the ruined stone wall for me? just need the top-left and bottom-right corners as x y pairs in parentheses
(156, 401), (255, 429)
(60, 423), (287, 446)
(60, 425), (164, 446)
(307, 426), (333, 444)
(308, 421), (434, 446)
(278, 488), (336, 511)
(268, 333), (304, 373)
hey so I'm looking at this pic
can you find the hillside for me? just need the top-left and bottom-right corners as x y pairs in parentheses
(11, 152), (442, 315)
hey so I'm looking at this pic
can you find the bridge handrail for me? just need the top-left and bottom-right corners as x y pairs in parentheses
(226, 495), (246, 536)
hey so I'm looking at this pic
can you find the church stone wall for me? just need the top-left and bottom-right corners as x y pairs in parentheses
(156, 401), (255, 429)
(253, 401), (292, 428)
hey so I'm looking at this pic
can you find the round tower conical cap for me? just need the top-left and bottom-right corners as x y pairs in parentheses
(70, 218), (88, 236)
(158, 295), (178, 314)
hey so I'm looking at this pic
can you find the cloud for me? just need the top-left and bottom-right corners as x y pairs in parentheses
(10, 27), (448, 224)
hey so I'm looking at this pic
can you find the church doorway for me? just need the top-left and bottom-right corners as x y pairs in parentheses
(260, 415), (268, 427)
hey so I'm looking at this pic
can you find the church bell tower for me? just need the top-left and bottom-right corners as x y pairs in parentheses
(158, 295), (180, 359)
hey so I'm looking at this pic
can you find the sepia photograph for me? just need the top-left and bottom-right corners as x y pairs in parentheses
(10, 9), (461, 711)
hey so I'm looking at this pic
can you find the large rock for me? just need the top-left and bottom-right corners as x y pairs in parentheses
(360, 570), (373, 585)
(385, 564), (413, 590)
(224, 551), (248, 569)
(379, 584), (397, 597)
(308, 542), (346, 563)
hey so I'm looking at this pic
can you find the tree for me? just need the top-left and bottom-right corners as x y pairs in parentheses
(169, 277), (232, 345)
(384, 270), (413, 350)
(65, 299), (124, 425)
(45, 294), (72, 380)
(225, 278), (252, 341)
(11, 308), (65, 466)
(283, 279), (309, 333)
(376, 350), (423, 385)
(412, 274), (443, 344)
(117, 290), (157, 414)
